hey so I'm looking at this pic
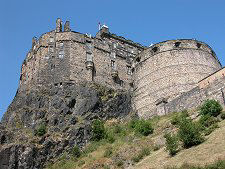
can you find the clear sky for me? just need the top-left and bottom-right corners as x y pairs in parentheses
(0, 0), (225, 120)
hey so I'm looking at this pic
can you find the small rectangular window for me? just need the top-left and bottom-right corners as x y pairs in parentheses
(127, 66), (132, 75)
(110, 52), (116, 59)
(59, 50), (64, 59)
(49, 46), (54, 53)
(60, 42), (64, 48)
(49, 37), (54, 43)
(111, 60), (116, 70)
(86, 52), (93, 62)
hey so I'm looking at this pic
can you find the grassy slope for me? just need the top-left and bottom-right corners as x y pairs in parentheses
(46, 112), (225, 169)
(135, 121), (225, 169)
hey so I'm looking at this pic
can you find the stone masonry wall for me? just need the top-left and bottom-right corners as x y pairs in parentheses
(161, 67), (225, 115)
(133, 39), (222, 118)
(19, 19), (145, 92)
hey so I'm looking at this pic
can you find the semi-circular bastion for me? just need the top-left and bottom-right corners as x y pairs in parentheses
(133, 39), (222, 118)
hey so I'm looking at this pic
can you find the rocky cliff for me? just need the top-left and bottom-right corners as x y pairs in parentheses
(0, 82), (132, 169)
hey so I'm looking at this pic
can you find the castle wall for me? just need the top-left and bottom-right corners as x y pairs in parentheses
(199, 67), (225, 89)
(133, 40), (222, 118)
(18, 20), (145, 92)
(162, 67), (225, 115)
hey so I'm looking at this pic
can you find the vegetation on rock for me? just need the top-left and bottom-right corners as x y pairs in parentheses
(200, 99), (222, 117)
(36, 123), (47, 136)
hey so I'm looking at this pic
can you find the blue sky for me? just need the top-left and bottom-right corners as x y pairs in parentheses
(0, 0), (225, 119)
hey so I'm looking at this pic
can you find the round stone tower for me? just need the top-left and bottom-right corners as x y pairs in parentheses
(133, 39), (222, 118)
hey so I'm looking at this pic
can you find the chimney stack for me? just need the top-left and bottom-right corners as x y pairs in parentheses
(64, 21), (71, 32)
(56, 18), (62, 32)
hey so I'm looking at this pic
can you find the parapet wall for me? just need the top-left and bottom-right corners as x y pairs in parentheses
(133, 39), (222, 118)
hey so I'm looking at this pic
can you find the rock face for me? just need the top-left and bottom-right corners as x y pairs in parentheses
(0, 82), (132, 169)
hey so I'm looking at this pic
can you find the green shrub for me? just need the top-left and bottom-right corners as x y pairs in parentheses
(92, 119), (106, 141)
(152, 144), (160, 151)
(113, 124), (125, 135)
(106, 132), (116, 143)
(129, 119), (139, 129)
(130, 119), (153, 136)
(221, 112), (225, 120)
(198, 114), (219, 136)
(132, 147), (151, 163)
(178, 116), (204, 148)
(164, 133), (179, 156)
(71, 145), (81, 158)
(36, 123), (47, 136)
(203, 123), (219, 136)
(199, 114), (218, 128)
(104, 147), (113, 158)
(77, 160), (85, 167)
(200, 99), (222, 117)
(171, 114), (180, 126)
(171, 110), (189, 126)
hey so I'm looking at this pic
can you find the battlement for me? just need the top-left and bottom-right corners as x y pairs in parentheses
(134, 39), (221, 67)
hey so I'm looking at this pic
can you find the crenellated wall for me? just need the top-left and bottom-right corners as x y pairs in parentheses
(133, 39), (222, 118)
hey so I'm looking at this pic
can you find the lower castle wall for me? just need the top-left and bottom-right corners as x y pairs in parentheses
(153, 73), (225, 118)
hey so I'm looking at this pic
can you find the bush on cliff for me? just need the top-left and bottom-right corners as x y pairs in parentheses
(200, 99), (222, 117)
(171, 110), (189, 126)
(36, 123), (47, 136)
(178, 116), (204, 148)
(164, 133), (179, 156)
(129, 119), (154, 136)
(91, 119), (106, 141)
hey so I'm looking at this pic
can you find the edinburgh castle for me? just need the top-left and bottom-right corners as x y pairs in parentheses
(17, 18), (225, 119)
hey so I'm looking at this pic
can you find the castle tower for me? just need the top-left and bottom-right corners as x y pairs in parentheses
(133, 39), (222, 118)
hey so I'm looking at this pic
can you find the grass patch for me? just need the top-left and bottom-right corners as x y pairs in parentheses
(132, 147), (151, 163)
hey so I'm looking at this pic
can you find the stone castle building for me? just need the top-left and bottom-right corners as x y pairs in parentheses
(19, 18), (225, 118)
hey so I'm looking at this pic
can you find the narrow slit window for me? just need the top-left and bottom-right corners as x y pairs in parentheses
(59, 50), (64, 59)
(197, 43), (202, 48)
(174, 42), (181, 47)
(110, 52), (116, 59)
(111, 60), (116, 70)
(152, 47), (158, 53)
(127, 66), (132, 75)
(86, 52), (93, 62)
